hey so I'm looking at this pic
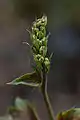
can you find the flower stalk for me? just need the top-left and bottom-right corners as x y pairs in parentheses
(41, 64), (55, 120)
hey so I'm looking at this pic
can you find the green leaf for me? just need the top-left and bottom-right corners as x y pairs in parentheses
(7, 106), (19, 117)
(15, 97), (27, 111)
(57, 108), (75, 120)
(57, 112), (63, 120)
(7, 71), (42, 87)
(62, 109), (75, 120)
(15, 97), (40, 120)
(0, 116), (12, 120)
(72, 108), (80, 118)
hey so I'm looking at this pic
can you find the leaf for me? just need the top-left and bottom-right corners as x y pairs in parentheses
(7, 106), (20, 118)
(72, 108), (80, 119)
(57, 108), (75, 120)
(15, 97), (40, 120)
(8, 106), (19, 113)
(57, 112), (63, 120)
(15, 97), (27, 111)
(73, 108), (80, 114)
(63, 109), (75, 120)
(0, 115), (12, 120)
(7, 71), (42, 87)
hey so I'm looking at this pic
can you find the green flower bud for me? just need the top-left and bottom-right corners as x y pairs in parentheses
(39, 40), (42, 46)
(41, 37), (48, 46)
(31, 34), (37, 41)
(33, 21), (37, 28)
(34, 54), (43, 62)
(36, 21), (42, 27)
(32, 46), (37, 54)
(34, 54), (40, 63)
(34, 16), (47, 28)
(33, 39), (41, 50)
(39, 46), (47, 56)
(37, 31), (44, 40)
(34, 54), (44, 70)
(41, 16), (47, 26)
(40, 26), (46, 35)
(44, 58), (50, 72)
(32, 27), (39, 34)
(33, 19), (42, 28)
(39, 56), (44, 62)
(37, 16), (47, 26)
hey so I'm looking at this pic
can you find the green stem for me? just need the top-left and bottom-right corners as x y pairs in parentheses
(41, 66), (55, 120)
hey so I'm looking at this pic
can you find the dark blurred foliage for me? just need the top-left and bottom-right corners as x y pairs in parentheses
(12, 0), (53, 19)
(48, 1), (80, 94)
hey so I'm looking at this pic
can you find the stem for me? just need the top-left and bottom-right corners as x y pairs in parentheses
(41, 66), (55, 120)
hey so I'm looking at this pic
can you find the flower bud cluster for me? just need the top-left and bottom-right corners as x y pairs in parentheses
(31, 16), (50, 72)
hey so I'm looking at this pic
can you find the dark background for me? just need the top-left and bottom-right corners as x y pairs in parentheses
(0, 0), (80, 119)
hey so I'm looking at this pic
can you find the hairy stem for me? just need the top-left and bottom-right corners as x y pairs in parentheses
(41, 66), (55, 120)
